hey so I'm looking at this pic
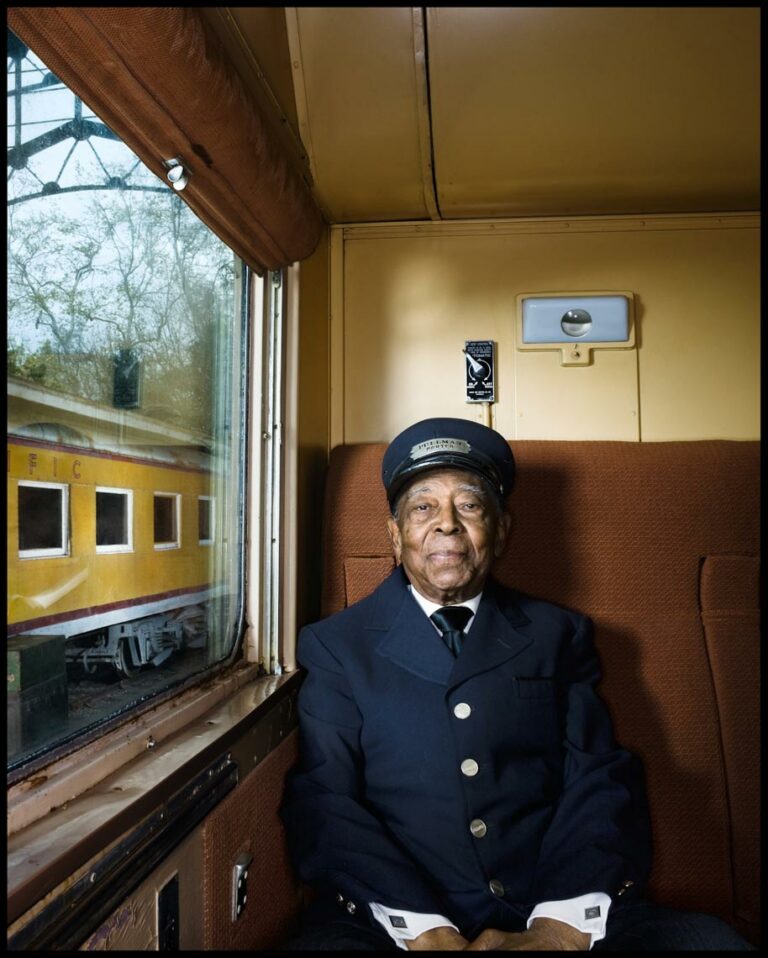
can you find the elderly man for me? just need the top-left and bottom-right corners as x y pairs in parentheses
(281, 418), (753, 951)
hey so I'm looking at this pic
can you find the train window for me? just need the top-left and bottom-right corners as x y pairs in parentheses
(95, 487), (133, 553)
(7, 36), (250, 771)
(17, 480), (69, 558)
(198, 496), (214, 545)
(153, 493), (181, 550)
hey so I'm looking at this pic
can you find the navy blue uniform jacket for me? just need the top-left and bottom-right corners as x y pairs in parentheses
(281, 566), (652, 937)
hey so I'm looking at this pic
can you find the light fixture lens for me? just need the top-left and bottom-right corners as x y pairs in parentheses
(561, 308), (592, 337)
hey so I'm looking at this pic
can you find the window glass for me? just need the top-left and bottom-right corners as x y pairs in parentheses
(198, 496), (213, 544)
(18, 481), (68, 556)
(7, 34), (248, 770)
(95, 488), (132, 551)
(153, 493), (180, 548)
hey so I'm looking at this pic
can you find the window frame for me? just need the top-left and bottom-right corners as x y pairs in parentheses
(7, 31), (303, 939)
(17, 479), (70, 559)
(152, 491), (181, 551)
(94, 486), (134, 554)
(197, 494), (214, 546)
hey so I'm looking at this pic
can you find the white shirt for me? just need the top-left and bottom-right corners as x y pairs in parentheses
(369, 585), (610, 949)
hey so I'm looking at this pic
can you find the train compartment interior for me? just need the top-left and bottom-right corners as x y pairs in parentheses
(6, 7), (760, 951)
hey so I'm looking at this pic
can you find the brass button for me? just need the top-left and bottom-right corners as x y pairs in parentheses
(453, 702), (472, 719)
(470, 818), (487, 838)
(346, 901), (356, 915)
(461, 758), (479, 777)
(489, 879), (505, 897)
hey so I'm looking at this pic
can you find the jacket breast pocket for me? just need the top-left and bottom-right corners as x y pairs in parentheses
(501, 677), (562, 753)
(514, 677), (557, 700)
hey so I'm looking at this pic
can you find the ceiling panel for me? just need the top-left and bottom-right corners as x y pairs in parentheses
(427, 7), (760, 217)
(222, 7), (759, 223)
(292, 7), (430, 222)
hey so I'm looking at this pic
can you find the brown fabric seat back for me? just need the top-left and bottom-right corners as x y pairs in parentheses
(320, 439), (760, 944)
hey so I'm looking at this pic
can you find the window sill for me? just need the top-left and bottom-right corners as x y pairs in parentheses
(7, 665), (301, 925)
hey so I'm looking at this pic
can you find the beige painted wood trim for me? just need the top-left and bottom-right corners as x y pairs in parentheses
(329, 226), (346, 448)
(340, 211), (759, 240)
(285, 9), (316, 180)
(411, 8), (441, 220)
(243, 273), (266, 666)
(285, 7), (333, 223)
(280, 264), (300, 673)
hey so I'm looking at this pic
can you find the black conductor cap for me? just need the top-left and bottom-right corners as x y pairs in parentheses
(382, 417), (515, 511)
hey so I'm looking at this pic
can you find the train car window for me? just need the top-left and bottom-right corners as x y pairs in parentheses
(95, 487), (133, 553)
(153, 493), (181, 550)
(7, 36), (250, 771)
(198, 496), (214, 545)
(17, 481), (69, 558)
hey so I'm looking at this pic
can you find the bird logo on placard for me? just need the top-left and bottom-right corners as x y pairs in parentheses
(464, 350), (491, 384)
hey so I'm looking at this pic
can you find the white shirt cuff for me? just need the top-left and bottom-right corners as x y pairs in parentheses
(527, 892), (611, 949)
(369, 902), (459, 950)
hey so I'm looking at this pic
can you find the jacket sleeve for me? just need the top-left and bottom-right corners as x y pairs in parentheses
(280, 623), (451, 915)
(529, 614), (652, 907)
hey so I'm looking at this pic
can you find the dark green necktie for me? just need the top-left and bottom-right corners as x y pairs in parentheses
(430, 606), (473, 656)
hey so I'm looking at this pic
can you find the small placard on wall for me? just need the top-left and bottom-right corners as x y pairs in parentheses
(464, 340), (495, 402)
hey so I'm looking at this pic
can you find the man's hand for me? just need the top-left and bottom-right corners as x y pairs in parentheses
(465, 917), (590, 951)
(406, 926), (469, 950)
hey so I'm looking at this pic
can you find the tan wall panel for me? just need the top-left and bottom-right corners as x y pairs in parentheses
(428, 8), (760, 217)
(631, 228), (759, 440)
(343, 236), (502, 442)
(514, 350), (639, 440)
(339, 217), (759, 444)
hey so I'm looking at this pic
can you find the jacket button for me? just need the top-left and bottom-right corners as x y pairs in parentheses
(470, 818), (487, 838)
(489, 879), (505, 897)
(461, 758), (479, 777)
(336, 892), (344, 905)
(453, 702), (471, 719)
(346, 901), (357, 915)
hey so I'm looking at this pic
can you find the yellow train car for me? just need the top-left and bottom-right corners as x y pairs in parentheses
(7, 398), (214, 676)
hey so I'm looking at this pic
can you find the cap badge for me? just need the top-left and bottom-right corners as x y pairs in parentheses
(410, 437), (471, 460)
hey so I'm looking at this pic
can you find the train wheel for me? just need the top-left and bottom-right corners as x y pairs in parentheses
(115, 636), (140, 678)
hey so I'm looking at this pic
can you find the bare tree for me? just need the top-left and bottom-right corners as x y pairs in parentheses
(7, 184), (235, 436)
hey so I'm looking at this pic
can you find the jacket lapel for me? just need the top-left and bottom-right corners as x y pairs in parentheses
(447, 580), (533, 688)
(369, 566), (456, 684)
(369, 568), (533, 687)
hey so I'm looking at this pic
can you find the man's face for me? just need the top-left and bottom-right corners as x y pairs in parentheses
(386, 468), (511, 605)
